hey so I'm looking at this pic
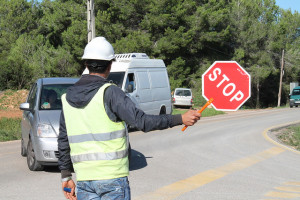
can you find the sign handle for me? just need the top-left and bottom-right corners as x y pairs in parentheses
(181, 98), (214, 132)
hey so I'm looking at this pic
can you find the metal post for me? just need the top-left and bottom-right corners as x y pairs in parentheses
(87, 0), (95, 42)
(277, 49), (284, 107)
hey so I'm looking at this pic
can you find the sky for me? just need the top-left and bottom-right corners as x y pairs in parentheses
(276, 0), (300, 13)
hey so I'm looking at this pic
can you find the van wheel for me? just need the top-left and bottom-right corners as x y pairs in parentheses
(159, 107), (166, 115)
(21, 139), (27, 157)
(27, 139), (44, 171)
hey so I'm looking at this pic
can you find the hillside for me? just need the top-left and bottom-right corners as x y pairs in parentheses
(0, 90), (28, 118)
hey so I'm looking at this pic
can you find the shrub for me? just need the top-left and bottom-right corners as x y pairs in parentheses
(0, 118), (21, 142)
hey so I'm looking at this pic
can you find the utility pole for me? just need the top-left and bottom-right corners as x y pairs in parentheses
(87, 0), (95, 42)
(277, 49), (284, 107)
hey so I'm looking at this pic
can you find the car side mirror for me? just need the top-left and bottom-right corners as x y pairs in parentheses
(289, 94), (291, 99)
(126, 84), (134, 93)
(19, 103), (31, 111)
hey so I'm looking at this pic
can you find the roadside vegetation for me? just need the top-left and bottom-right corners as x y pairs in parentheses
(277, 124), (300, 151)
(0, 90), (28, 110)
(172, 107), (224, 117)
(0, 90), (27, 142)
(0, 118), (22, 142)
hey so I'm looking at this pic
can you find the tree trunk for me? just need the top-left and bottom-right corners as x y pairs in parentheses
(256, 78), (260, 109)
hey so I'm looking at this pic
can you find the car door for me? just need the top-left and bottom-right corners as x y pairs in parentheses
(22, 83), (38, 146)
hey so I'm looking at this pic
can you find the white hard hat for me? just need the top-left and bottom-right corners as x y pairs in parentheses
(82, 37), (115, 61)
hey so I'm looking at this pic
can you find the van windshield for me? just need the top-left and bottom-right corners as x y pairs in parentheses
(292, 89), (300, 95)
(107, 72), (125, 88)
(175, 90), (191, 96)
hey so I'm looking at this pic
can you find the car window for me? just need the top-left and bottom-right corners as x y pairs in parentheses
(183, 90), (191, 96)
(40, 84), (73, 110)
(175, 90), (183, 96)
(292, 89), (300, 95)
(27, 83), (38, 110)
(175, 90), (191, 96)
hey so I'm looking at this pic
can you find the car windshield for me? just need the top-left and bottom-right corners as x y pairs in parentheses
(292, 89), (300, 95)
(107, 72), (125, 88)
(39, 84), (73, 110)
(175, 90), (191, 96)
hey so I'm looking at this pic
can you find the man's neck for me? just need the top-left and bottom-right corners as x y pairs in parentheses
(89, 73), (107, 78)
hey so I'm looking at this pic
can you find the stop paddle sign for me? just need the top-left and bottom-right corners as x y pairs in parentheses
(181, 61), (251, 132)
(202, 61), (251, 111)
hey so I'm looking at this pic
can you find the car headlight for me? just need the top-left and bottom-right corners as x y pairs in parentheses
(37, 124), (57, 138)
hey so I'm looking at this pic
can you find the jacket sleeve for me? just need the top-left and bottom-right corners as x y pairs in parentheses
(57, 110), (73, 178)
(104, 85), (182, 132)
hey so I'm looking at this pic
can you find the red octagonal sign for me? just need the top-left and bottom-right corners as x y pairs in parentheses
(202, 61), (251, 111)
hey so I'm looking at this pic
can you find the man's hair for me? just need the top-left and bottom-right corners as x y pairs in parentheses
(86, 60), (112, 74)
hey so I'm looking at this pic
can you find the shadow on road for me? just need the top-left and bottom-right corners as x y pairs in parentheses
(129, 149), (149, 171)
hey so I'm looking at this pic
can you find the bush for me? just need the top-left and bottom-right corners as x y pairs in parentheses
(0, 118), (21, 142)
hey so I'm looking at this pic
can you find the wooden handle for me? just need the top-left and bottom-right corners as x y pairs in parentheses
(181, 98), (214, 132)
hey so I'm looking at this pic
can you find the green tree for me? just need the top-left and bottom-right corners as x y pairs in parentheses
(229, 0), (280, 108)
(0, 0), (39, 89)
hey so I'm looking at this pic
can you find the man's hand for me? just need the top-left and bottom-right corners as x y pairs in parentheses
(62, 180), (77, 200)
(182, 110), (201, 126)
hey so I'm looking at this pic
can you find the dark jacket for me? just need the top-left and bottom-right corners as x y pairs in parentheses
(58, 74), (183, 178)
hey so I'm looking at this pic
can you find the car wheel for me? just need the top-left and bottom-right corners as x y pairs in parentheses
(290, 105), (293, 108)
(21, 139), (27, 157)
(27, 139), (44, 171)
(296, 105), (298, 107)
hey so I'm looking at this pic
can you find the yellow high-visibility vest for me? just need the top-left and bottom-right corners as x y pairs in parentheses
(61, 83), (129, 181)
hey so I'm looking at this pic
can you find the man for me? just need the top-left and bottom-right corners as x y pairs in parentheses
(58, 37), (201, 200)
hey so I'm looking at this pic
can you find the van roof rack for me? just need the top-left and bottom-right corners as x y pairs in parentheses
(115, 53), (149, 61)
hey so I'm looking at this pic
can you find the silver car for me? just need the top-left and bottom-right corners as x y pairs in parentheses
(20, 77), (79, 171)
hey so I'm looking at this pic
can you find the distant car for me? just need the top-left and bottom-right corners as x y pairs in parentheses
(19, 77), (79, 171)
(173, 88), (193, 108)
(289, 86), (300, 108)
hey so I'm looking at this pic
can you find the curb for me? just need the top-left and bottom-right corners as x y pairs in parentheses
(263, 121), (300, 155)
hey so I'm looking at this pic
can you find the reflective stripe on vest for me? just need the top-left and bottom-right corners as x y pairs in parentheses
(71, 149), (128, 163)
(61, 83), (129, 181)
(68, 129), (126, 144)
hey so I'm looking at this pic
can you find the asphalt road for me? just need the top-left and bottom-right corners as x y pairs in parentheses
(0, 108), (300, 200)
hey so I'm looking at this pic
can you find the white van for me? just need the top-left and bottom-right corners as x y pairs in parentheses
(83, 53), (172, 115)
